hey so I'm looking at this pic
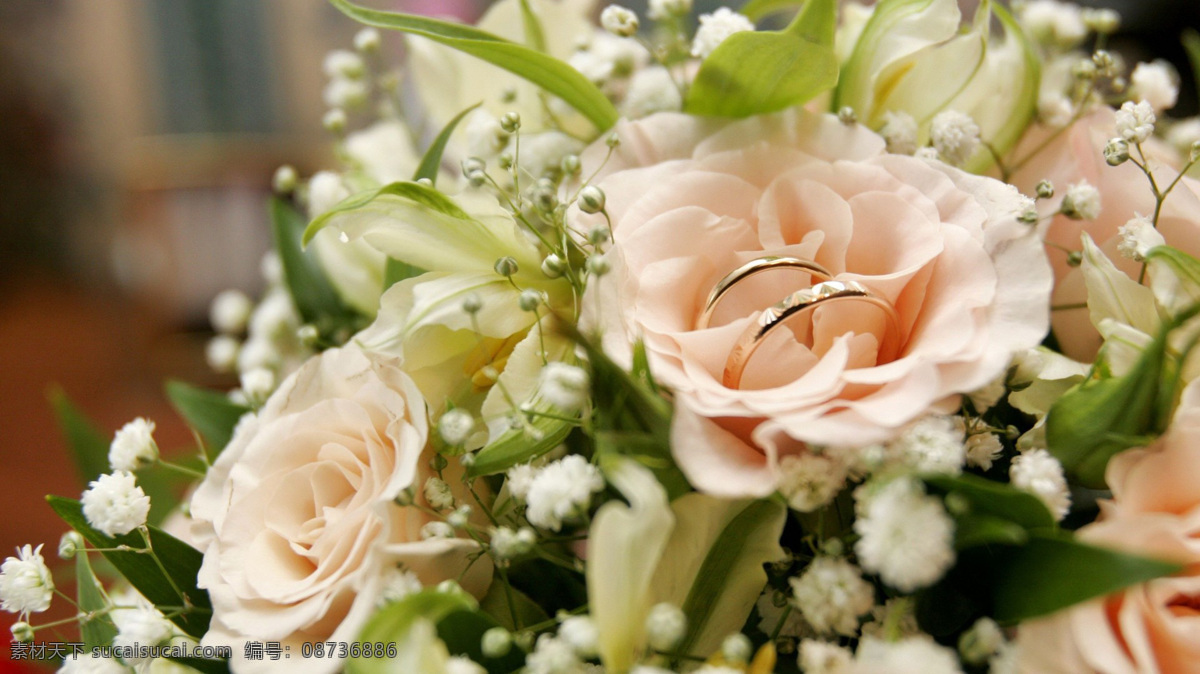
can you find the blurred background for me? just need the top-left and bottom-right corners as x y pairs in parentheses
(0, 0), (1196, 666)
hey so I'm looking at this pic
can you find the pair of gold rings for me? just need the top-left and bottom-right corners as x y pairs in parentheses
(697, 257), (901, 389)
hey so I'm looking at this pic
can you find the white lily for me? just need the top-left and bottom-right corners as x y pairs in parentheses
(834, 0), (1039, 171)
(588, 457), (786, 673)
(407, 0), (597, 139)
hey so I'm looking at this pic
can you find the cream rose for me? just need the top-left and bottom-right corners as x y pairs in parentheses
(577, 109), (1052, 496)
(190, 347), (490, 674)
(1008, 107), (1200, 360)
(1017, 379), (1200, 673)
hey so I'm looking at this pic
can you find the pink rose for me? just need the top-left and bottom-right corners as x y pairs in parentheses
(190, 347), (490, 674)
(577, 109), (1052, 496)
(1017, 380), (1200, 673)
(1008, 107), (1200, 360)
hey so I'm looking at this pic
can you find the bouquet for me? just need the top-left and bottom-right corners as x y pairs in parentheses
(7, 0), (1200, 672)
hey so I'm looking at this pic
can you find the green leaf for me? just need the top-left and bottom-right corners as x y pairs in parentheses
(923, 473), (1056, 531)
(49, 387), (111, 486)
(478, 581), (549, 632)
(413, 102), (481, 186)
(165, 380), (249, 462)
(467, 412), (572, 476)
(1183, 29), (1200, 102)
(739, 0), (805, 22)
(348, 589), (478, 674)
(75, 550), (117, 649)
(951, 512), (1029, 550)
(47, 497), (211, 639)
(517, 0), (547, 52)
(685, 0), (838, 117)
(271, 197), (353, 325)
(330, 0), (617, 130)
(1146, 245), (1200, 312)
(1043, 306), (1200, 488)
(990, 532), (1183, 623)
(672, 499), (787, 658)
(304, 181), (472, 246)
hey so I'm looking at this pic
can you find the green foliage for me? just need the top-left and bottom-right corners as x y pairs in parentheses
(270, 197), (360, 334)
(413, 102), (481, 187)
(989, 532), (1182, 623)
(304, 181), (472, 246)
(1045, 305), (1200, 488)
(164, 380), (249, 463)
(739, 0), (805, 22)
(330, 0), (618, 130)
(48, 497), (211, 639)
(468, 412), (573, 476)
(75, 551), (117, 649)
(685, 0), (838, 117)
(923, 472), (1056, 532)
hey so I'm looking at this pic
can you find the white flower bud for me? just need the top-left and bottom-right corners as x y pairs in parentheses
(645, 603), (687, 652)
(240, 367), (276, 405)
(9, 621), (33, 642)
(108, 417), (159, 472)
(438, 409), (475, 446)
(518, 289), (544, 313)
(559, 615), (599, 658)
(930, 110), (981, 166)
(322, 108), (348, 133)
(1035, 180), (1055, 199)
(586, 254), (611, 276)
(204, 335), (240, 374)
(880, 111), (918, 155)
(578, 185), (606, 214)
(1060, 180), (1102, 221)
(1116, 100), (1156, 144)
(58, 531), (84, 560)
(81, 472), (150, 537)
(420, 521), (455, 540)
(959, 616), (1004, 665)
(353, 28), (381, 53)
(648, 0), (692, 20)
(447, 505), (471, 529)
(462, 293), (483, 315)
(1117, 215), (1165, 262)
(494, 256), (520, 277)
(423, 477), (455, 511)
(272, 165), (298, 194)
(721, 633), (753, 664)
(541, 254), (567, 278)
(481, 627), (513, 658)
(1131, 60), (1179, 112)
(1020, 0), (1087, 48)
(538, 363), (590, 412)
(323, 50), (365, 79)
(500, 111), (521, 133)
(837, 106), (858, 125)
(601, 5), (639, 37)
(489, 526), (533, 560)
(323, 78), (368, 110)
(210, 289), (253, 334)
(1082, 7), (1120, 34)
(1104, 137), (1130, 166)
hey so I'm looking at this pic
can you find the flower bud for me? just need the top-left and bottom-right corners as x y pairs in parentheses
(10, 622), (33, 643)
(500, 111), (521, 133)
(1104, 137), (1130, 166)
(462, 293), (483, 314)
(494, 256), (520, 278)
(58, 531), (84, 560)
(837, 106), (857, 125)
(1083, 8), (1120, 34)
(322, 108), (347, 134)
(721, 633), (753, 664)
(272, 165), (298, 194)
(518, 289), (543, 312)
(1035, 180), (1054, 199)
(482, 627), (512, 658)
(578, 185), (606, 214)
(587, 226), (611, 246)
(645, 603), (687, 652)
(541, 254), (566, 278)
(601, 5), (639, 37)
(586, 255), (611, 276)
(438, 409), (475, 446)
(354, 28), (381, 53)
(447, 505), (471, 529)
(561, 154), (581, 176)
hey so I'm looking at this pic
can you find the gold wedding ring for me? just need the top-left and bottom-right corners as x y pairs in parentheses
(696, 256), (834, 329)
(722, 280), (901, 389)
